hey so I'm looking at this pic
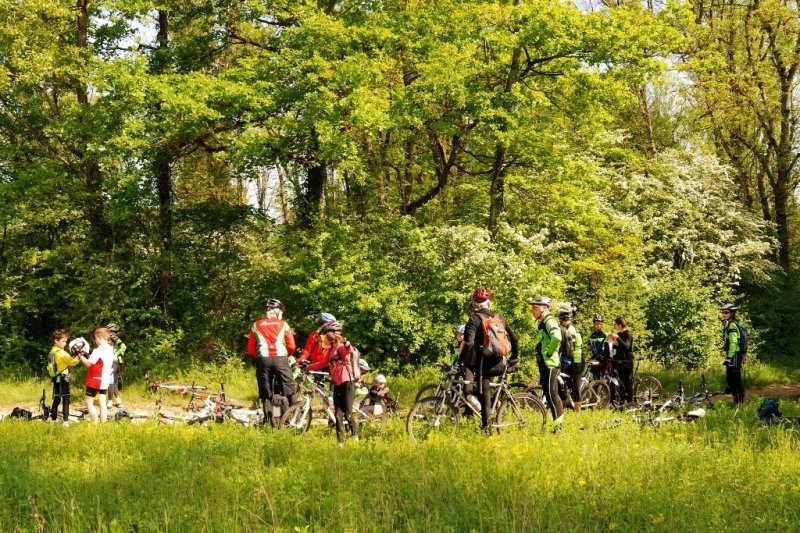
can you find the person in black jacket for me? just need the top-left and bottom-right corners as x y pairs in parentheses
(458, 288), (519, 431)
(608, 316), (634, 404)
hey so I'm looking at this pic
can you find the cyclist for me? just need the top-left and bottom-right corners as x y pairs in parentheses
(105, 323), (126, 409)
(295, 312), (337, 366)
(558, 308), (584, 412)
(76, 327), (116, 423)
(48, 329), (80, 426)
(528, 296), (563, 430)
(461, 288), (519, 431)
(361, 374), (395, 415)
(587, 315), (610, 380)
(721, 303), (746, 404)
(247, 298), (298, 420)
(608, 316), (634, 405)
(306, 321), (359, 446)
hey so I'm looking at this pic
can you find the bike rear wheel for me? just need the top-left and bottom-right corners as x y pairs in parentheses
(494, 393), (546, 434)
(634, 376), (664, 405)
(582, 380), (611, 409)
(406, 395), (459, 443)
(278, 397), (312, 435)
(357, 397), (389, 435)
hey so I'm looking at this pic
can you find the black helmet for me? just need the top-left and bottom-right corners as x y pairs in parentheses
(105, 323), (120, 333)
(265, 298), (284, 311)
(721, 304), (738, 312)
(557, 308), (572, 319)
(593, 314), (604, 323)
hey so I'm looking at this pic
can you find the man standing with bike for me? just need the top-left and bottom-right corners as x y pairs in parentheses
(608, 317), (634, 405)
(721, 304), (747, 404)
(529, 296), (563, 430)
(558, 308), (584, 412)
(587, 315), (609, 380)
(248, 298), (298, 421)
(460, 288), (519, 432)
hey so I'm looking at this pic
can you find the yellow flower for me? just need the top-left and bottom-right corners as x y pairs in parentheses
(609, 523), (618, 531)
(578, 478), (587, 488)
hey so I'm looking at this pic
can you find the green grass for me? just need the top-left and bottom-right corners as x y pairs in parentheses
(2, 360), (799, 531)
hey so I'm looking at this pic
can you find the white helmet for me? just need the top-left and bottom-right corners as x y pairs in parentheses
(68, 337), (89, 356)
(375, 374), (387, 384)
(358, 358), (370, 371)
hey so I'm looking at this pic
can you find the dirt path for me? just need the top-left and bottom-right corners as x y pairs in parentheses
(746, 383), (800, 399)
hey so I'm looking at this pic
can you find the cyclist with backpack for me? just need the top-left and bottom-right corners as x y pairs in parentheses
(721, 304), (747, 404)
(608, 317), (634, 405)
(558, 308), (584, 412)
(306, 321), (360, 446)
(587, 315), (610, 380)
(47, 329), (80, 425)
(247, 298), (298, 420)
(529, 296), (563, 430)
(460, 288), (519, 431)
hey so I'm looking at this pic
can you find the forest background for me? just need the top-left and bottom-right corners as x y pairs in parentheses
(1, 0), (798, 377)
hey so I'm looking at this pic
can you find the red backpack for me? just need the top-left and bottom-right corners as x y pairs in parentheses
(481, 314), (511, 357)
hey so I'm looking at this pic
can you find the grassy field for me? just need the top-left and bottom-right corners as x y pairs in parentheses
(1, 361), (799, 531)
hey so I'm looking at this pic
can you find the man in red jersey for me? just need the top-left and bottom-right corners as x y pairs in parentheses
(248, 298), (297, 419)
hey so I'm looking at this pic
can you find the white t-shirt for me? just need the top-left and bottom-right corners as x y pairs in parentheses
(88, 342), (115, 390)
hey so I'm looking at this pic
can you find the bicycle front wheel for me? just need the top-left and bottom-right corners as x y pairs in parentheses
(406, 395), (459, 443)
(413, 383), (443, 404)
(582, 380), (611, 409)
(494, 393), (546, 434)
(278, 397), (312, 435)
(634, 376), (664, 405)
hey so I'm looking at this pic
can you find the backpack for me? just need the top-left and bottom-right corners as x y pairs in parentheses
(559, 326), (575, 367)
(481, 314), (511, 358)
(46, 347), (58, 380)
(758, 398), (781, 421)
(734, 322), (748, 356)
(350, 347), (362, 381)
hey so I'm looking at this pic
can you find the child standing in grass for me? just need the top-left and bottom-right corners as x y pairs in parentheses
(48, 329), (80, 425)
(77, 327), (115, 423)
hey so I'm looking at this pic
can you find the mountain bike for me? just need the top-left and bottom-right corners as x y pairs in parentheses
(406, 366), (546, 442)
(279, 370), (388, 436)
(145, 371), (208, 396)
(587, 358), (663, 408)
(413, 362), (458, 404)
(512, 365), (611, 411)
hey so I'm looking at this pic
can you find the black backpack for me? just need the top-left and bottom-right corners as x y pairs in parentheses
(559, 326), (575, 366)
(757, 398), (781, 422)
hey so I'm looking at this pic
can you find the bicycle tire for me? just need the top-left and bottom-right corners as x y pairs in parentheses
(413, 383), (443, 404)
(494, 393), (546, 434)
(633, 376), (664, 405)
(278, 398), (312, 434)
(583, 380), (611, 409)
(406, 395), (459, 443)
(357, 397), (389, 434)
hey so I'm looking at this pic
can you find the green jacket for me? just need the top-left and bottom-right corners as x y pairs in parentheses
(723, 321), (740, 358)
(567, 324), (583, 363)
(537, 314), (562, 369)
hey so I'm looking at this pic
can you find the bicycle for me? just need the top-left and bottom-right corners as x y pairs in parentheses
(145, 371), (208, 396)
(512, 365), (611, 411)
(406, 366), (546, 442)
(413, 362), (458, 404)
(588, 358), (663, 408)
(279, 370), (388, 436)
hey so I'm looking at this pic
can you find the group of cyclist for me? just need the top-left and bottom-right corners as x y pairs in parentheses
(247, 291), (748, 442)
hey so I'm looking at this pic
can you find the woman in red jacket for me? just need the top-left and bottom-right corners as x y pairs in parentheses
(306, 321), (358, 447)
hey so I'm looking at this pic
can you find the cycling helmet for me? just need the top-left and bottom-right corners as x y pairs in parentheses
(358, 358), (370, 371)
(265, 298), (284, 311)
(456, 324), (466, 334)
(321, 320), (342, 333)
(68, 337), (89, 356)
(527, 296), (552, 307)
(375, 374), (387, 384)
(105, 323), (120, 333)
(472, 288), (491, 303)
(319, 312), (336, 324)
(557, 308), (572, 319)
(593, 314), (604, 323)
(721, 303), (738, 312)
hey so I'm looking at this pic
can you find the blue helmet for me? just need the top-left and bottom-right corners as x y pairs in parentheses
(319, 312), (336, 324)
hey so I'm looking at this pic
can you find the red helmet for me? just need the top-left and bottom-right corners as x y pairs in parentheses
(472, 288), (491, 303)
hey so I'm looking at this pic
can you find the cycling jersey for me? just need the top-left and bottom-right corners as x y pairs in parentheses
(588, 329), (608, 360)
(51, 346), (79, 376)
(566, 324), (583, 364)
(295, 329), (328, 364)
(307, 343), (355, 385)
(537, 313), (561, 369)
(248, 318), (296, 358)
(613, 330), (634, 363)
(722, 321), (741, 359)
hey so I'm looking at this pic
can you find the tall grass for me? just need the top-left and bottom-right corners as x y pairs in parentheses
(1, 399), (799, 531)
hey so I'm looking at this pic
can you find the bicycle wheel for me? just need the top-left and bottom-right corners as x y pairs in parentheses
(582, 380), (611, 409)
(634, 376), (664, 405)
(494, 393), (546, 434)
(406, 395), (459, 443)
(413, 383), (443, 404)
(357, 397), (389, 435)
(278, 397), (312, 435)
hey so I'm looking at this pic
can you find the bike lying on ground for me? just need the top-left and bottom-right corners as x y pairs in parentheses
(145, 371), (208, 397)
(406, 365), (546, 442)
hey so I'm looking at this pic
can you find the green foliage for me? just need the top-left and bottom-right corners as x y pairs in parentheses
(644, 270), (723, 368)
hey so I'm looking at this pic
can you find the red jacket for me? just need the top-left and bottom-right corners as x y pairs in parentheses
(295, 330), (327, 365)
(307, 343), (355, 386)
(248, 318), (296, 358)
